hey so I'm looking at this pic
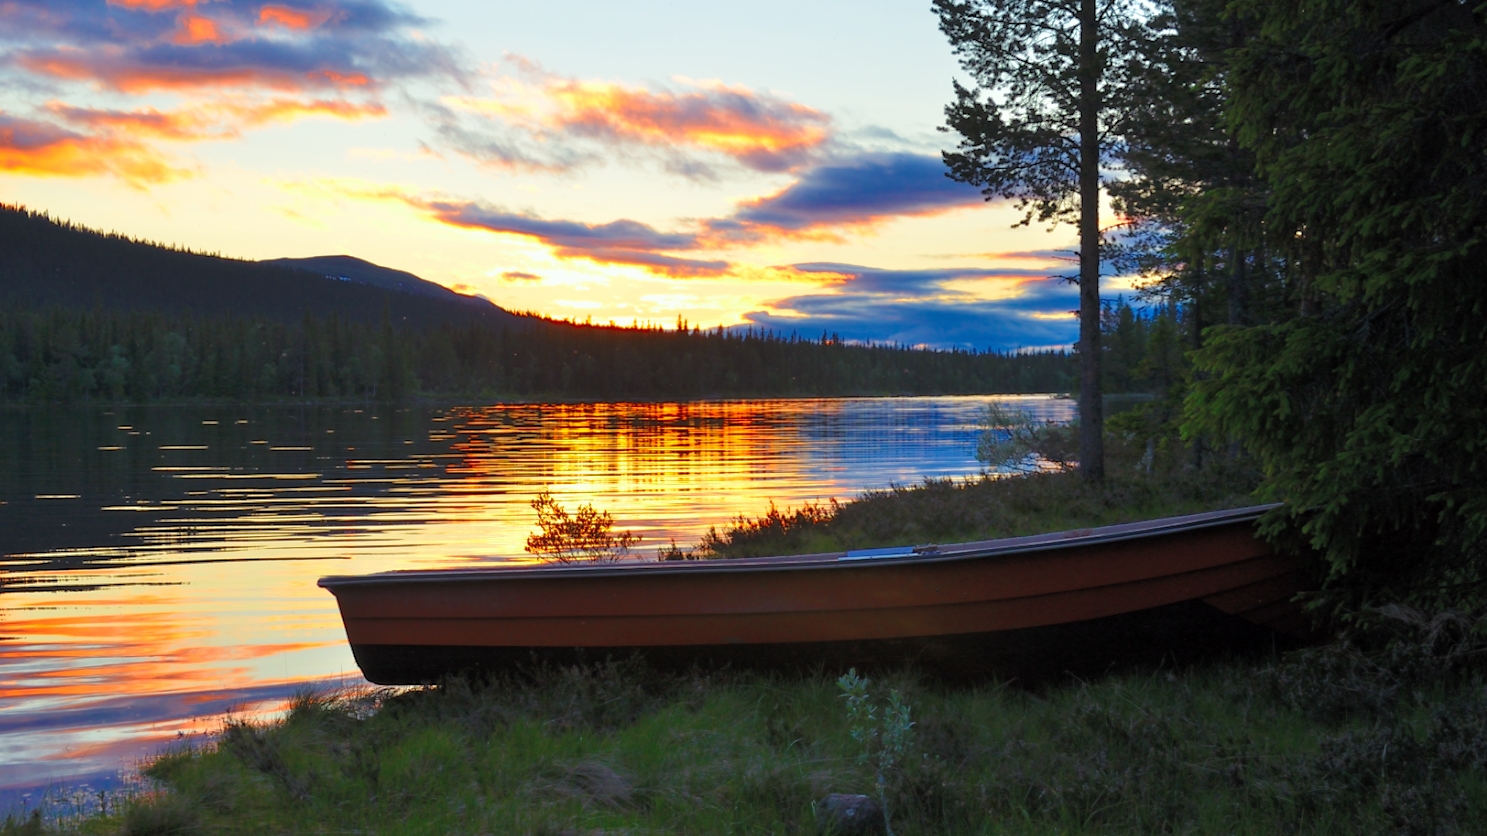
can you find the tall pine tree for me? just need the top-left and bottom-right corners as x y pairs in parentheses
(935, 0), (1154, 480)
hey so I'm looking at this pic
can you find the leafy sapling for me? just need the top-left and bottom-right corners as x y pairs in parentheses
(838, 669), (915, 836)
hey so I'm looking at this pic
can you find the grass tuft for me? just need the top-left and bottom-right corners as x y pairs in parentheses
(117, 793), (199, 836)
(0, 811), (43, 836)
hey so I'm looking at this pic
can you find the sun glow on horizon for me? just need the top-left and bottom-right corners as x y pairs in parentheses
(0, 0), (1094, 351)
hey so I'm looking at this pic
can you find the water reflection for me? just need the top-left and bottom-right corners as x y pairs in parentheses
(0, 395), (1070, 807)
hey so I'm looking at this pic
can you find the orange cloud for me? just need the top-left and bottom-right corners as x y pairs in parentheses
(550, 80), (829, 168)
(258, 4), (332, 30)
(0, 113), (189, 185)
(444, 73), (831, 173)
(172, 13), (229, 45)
(49, 98), (386, 141)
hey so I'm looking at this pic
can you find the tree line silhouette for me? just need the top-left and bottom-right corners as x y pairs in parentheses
(0, 307), (1085, 402)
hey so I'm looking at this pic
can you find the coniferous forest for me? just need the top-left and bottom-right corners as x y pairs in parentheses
(0, 307), (1079, 402)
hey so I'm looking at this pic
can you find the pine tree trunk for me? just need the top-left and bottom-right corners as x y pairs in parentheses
(1227, 245), (1247, 326)
(1078, 0), (1105, 481)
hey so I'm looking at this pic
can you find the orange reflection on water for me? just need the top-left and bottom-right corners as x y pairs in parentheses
(0, 396), (1071, 804)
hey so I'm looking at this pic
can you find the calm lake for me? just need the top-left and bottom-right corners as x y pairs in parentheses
(0, 395), (1072, 810)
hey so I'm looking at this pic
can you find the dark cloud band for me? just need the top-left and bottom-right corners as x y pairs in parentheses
(746, 264), (1080, 352)
(731, 153), (986, 231)
(4, 0), (460, 93)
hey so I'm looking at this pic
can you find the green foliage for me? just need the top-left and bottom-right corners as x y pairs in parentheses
(839, 671), (916, 782)
(1101, 298), (1188, 397)
(935, 0), (1147, 229)
(117, 794), (200, 836)
(1258, 604), (1487, 725)
(524, 490), (640, 563)
(1111, 0), (1280, 332)
(0, 811), (42, 836)
(1182, 0), (1487, 606)
(838, 669), (916, 836)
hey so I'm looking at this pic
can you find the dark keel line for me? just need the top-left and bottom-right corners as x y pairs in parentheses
(349, 601), (1293, 685)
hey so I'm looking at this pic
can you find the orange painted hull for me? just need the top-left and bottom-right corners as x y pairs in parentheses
(319, 506), (1311, 684)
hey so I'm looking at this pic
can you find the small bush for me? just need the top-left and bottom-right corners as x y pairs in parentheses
(698, 499), (839, 558)
(219, 721), (310, 801)
(524, 489), (641, 562)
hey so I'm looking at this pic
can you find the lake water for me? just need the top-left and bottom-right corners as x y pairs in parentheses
(0, 395), (1072, 811)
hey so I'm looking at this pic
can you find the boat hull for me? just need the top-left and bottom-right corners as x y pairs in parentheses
(343, 599), (1295, 684)
(319, 506), (1311, 685)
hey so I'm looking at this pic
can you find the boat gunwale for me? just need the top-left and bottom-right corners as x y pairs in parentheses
(317, 503), (1282, 590)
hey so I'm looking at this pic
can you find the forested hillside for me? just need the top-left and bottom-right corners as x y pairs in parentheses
(0, 205), (514, 329)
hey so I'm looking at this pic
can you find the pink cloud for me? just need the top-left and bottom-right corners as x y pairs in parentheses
(441, 69), (832, 175)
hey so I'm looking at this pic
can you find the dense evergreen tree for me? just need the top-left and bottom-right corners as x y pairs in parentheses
(1101, 297), (1185, 397)
(1109, 0), (1278, 336)
(1176, 1), (1487, 604)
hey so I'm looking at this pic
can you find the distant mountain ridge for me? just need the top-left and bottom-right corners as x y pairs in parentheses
(0, 205), (519, 329)
(263, 255), (488, 308)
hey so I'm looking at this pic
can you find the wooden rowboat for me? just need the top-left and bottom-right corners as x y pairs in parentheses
(319, 505), (1311, 684)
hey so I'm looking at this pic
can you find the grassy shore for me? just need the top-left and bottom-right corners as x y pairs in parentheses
(698, 429), (1262, 559)
(12, 453), (1487, 835)
(14, 632), (1486, 836)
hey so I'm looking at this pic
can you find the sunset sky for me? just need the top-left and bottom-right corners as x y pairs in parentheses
(0, 0), (1132, 350)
